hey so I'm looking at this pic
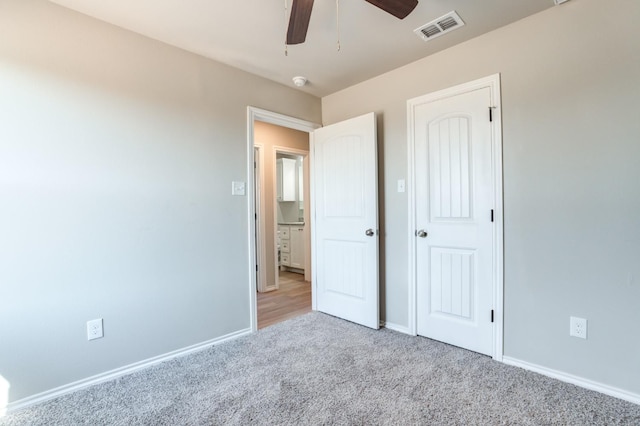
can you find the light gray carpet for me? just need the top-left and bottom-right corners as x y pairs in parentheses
(2, 312), (639, 425)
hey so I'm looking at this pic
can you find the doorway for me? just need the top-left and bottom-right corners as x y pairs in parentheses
(273, 148), (310, 289)
(258, 147), (310, 330)
(247, 108), (320, 331)
(257, 270), (311, 329)
(248, 108), (381, 332)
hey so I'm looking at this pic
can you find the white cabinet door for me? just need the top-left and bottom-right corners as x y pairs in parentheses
(276, 160), (282, 201)
(313, 112), (379, 330)
(290, 226), (305, 269)
(277, 158), (296, 201)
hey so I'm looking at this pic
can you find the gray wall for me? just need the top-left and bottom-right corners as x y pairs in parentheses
(322, 0), (640, 394)
(0, 1), (320, 402)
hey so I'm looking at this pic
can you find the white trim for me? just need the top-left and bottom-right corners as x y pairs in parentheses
(6, 328), (252, 414)
(503, 356), (640, 406)
(247, 108), (259, 332)
(406, 92), (418, 337)
(254, 144), (273, 293)
(247, 107), (321, 329)
(302, 155), (311, 283)
(382, 321), (413, 335)
(309, 131), (318, 311)
(248, 107), (320, 133)
(489, 75), (504, 362)
(406, 74), (504, 359)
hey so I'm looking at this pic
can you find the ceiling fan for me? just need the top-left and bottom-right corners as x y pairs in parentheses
(286, 0), (419, 45)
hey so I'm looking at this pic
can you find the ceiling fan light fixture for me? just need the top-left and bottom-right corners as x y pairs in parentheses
(292, 76), (308, 87)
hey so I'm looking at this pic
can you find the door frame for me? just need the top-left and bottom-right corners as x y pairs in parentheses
(254, 144), (270, 293)
(406, 74), (504, 360)
(247, 107), (321, 332)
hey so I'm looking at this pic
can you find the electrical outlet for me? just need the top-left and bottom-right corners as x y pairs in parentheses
(87, 318), (104, 341)
(569, 316), (587, 339)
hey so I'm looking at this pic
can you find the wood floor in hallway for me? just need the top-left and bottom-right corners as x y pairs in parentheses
(257, 270), (311, 329)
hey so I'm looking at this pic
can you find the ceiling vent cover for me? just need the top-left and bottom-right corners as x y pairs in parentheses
(414, 11), (465, 42)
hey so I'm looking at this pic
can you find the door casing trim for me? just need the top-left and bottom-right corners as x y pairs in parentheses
(254, 143), (272, 293)
(406, 74), (504, 361)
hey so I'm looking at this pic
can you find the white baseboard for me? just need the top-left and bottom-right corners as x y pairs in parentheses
(502, 356), (640, 406)
(381, 321), (414, 336)
(6, 327), (252, 413)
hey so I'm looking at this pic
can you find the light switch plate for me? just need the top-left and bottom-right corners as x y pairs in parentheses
(232, 181), (246, 196)
(397, 179), (405, 193)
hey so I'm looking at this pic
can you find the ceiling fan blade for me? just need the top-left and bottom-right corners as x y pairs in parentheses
(364, 0), (418, 19)
(287, 0), (315, 45)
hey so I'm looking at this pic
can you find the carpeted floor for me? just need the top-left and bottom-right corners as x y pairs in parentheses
(2, 312), (639, 425)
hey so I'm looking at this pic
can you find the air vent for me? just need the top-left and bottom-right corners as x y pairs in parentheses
(414, 11), (465, 42)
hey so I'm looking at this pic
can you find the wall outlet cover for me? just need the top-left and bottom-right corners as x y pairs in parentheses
(569, 316), (587, 339)
(87, 318), (104, 341)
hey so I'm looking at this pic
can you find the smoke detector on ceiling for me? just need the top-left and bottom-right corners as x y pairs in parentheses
(414, 11), (465, 42)
(292, 76), (307, 87)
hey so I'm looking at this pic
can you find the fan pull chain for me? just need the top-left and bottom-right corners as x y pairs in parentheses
(284, 0), (288, 56)
(336, 0), (341, 51)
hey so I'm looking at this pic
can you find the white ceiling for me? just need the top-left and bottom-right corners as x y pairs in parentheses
(48, 0), (555, 97)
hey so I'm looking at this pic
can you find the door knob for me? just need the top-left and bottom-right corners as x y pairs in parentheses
(365, 229), (375, 237)
(416, 230), (428, 238)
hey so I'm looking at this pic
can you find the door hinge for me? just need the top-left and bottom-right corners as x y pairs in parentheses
(491, 209), (494, 222)
(256, 264), (258, 272)
(489, 107), (493, 122)
(491, 309), (495, 323)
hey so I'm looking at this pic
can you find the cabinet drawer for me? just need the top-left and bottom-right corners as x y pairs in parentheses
(279, 226), (290, 239)
(281, 241), (290, 253)
(281, 253), (290, 266)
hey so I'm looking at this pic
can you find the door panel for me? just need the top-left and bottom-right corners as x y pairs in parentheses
(429, 247), (474, 319)
(321, 135), (364, 218)
(429, 116), (472, 220)
(416, 87), (494, 356)
(313, 112), (379, 329)
(324, 240), (366, 299)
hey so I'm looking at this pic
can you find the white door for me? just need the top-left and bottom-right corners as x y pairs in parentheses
(313, 112), (379, 329)
(415, 87), (495, 355)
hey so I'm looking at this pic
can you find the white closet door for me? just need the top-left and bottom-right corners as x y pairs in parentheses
(415, 87), (495, 355)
